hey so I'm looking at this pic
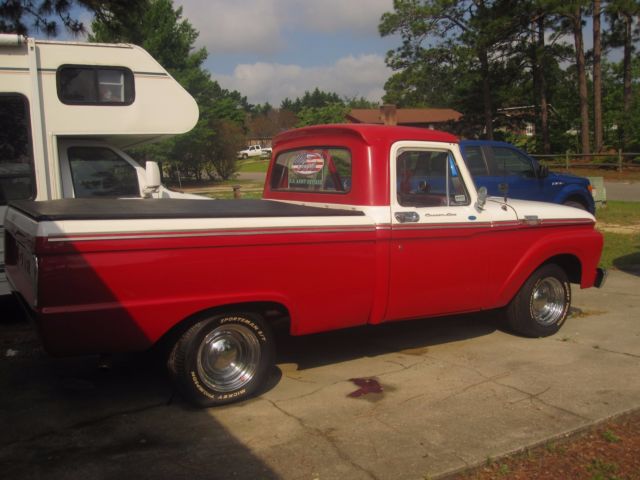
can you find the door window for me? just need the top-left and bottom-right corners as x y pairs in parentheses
(396, 149), (469, 207)
(493, 147), (535, 176)
(68, 147), (139, 198)
(0, 94), (35, 205)
(463, 146), (489, 176)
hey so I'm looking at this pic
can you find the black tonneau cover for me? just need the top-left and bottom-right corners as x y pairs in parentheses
(9, 199), (364, 222)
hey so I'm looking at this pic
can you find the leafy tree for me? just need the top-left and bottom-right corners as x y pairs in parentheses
(0, 0), (140, 36)
(552, 0), (590, 154)
(593, 0), (603, 152)
(280, 88), (343, 114)
(345, 96), (379, 109)
(90, 0), (248, 181)
(247, 109), (297, 139)
(605, 0), (640, 149)
(296, 103), (349, 127)
(380, 0), (523, 140)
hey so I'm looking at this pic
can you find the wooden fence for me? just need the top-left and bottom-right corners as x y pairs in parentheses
(530, 151), (640, 172)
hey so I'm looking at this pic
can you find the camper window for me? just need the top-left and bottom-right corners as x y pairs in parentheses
(57, 66), (134, 105)
(0, 94), (35, 205)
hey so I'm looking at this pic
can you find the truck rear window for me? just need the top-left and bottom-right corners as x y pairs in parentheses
(270, 148), (351, 193)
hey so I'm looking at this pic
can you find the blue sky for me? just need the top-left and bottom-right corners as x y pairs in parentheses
(63, 0), (627, 107)
(172, 0), (397, 106)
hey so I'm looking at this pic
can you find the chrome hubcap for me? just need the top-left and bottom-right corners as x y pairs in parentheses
(197, 324), (260, 393)
(531, 277), (566, 326)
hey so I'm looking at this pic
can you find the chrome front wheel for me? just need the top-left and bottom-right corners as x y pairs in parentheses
(531, 277), (567, 326)
(506, 264), (571, 337)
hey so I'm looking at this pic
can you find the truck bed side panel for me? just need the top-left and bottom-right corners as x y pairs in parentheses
(32, 228), (376, 355)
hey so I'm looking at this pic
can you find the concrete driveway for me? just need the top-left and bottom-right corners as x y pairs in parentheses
(1, 270), (639, 480)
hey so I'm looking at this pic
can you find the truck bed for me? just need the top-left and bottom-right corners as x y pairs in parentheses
(8, 198), (364, 221)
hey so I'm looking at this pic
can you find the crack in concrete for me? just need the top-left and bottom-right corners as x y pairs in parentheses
(591, 345), (640, 359)
(422, 354), (591, 421)
(0, 399), (170, 449)
(267, 399), (380, 480)
(507, 386), (551, 405)
(438, 372), (512, 403)
(273, 379), (345, 402)
(493, 381), (590, 421)
(555, 337), (640, 359)
(384, 359), (413, 369)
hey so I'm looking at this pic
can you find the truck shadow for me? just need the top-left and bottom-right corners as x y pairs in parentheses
(274, 310), (501, 371)
(613, 251), (640, 277)
(0, 319), (279, 479)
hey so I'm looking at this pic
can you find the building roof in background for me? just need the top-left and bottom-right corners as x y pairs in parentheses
(347, 108), (463, 124)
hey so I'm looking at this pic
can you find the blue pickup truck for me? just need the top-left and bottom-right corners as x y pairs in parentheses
(459, 140), (595, 214)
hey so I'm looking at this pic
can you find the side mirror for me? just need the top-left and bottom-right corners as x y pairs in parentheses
(145, 161), (161, 188)
(537, 164), (549, 178)
(143, 161), (161, 198)
(475, 186), (488, 210)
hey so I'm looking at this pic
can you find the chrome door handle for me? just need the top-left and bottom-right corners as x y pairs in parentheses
(394, 212), (420, 223)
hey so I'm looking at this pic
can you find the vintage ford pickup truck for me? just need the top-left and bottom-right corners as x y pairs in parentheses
(4, 125), (606, 406)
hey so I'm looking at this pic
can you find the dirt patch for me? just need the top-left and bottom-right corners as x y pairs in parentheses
(449, 409), (640, 480)
(597, 222), (640, 234)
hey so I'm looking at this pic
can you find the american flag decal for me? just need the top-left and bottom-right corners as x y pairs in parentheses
(291, 152), (324, 176)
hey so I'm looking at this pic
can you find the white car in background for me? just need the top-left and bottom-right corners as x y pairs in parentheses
(237, 145), (272, 159)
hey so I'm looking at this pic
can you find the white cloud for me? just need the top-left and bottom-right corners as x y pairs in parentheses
(175, 0), (283, 54)
(213, 54), (390, 105)
(175, 0), (393, 54)
(287, 0), (393, 35)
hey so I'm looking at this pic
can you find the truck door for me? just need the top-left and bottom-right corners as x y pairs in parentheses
(488, 146), (543, 202)
(386, 142), (517, 321)
(58, 140), (143, 198)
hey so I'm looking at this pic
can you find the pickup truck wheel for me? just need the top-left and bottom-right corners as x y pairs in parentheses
(169, 312), (274, 407)
(242, 153), (248, 159)
(506, 264), (571, 338)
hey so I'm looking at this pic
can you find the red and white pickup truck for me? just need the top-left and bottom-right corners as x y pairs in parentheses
(4, 125), (606, 406)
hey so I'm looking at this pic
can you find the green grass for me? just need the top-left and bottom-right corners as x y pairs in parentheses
(596, 201), (640, 224)
(203, 190), (263, 200)
(599, 231), (640, 270)
(595, 201), (640, 270)
(237, 159), (270, 173)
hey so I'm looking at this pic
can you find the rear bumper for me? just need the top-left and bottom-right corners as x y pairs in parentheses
(594, 268), (607, 288)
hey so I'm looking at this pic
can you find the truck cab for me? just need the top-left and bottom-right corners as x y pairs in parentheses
(459, 140), (595, 213)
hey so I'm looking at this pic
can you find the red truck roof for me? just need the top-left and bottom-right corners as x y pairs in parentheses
(266, 124), (459, 207)
(273, 123), (459, 147)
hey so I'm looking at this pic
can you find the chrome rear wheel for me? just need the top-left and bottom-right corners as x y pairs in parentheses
(197, 324), (261, 393)
(169, 312), (275, 407)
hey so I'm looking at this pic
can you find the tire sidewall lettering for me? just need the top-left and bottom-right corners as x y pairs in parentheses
(190, 371), (248, 401)
(219, 316), (267, 342)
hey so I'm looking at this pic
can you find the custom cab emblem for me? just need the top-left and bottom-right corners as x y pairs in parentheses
(291, 152), (324, 175)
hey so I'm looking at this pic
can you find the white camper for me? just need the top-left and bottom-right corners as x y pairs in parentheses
(0, 34), (201, 294)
